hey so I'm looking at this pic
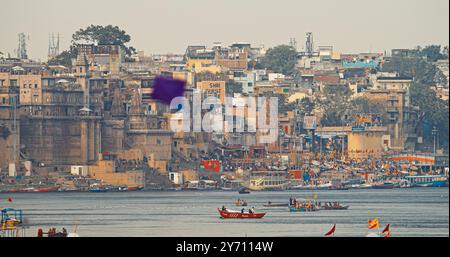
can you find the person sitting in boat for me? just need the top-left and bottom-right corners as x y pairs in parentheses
(241, 208), (245, 213)
(221, 206), (227, 211)
(248, 208), (253, 214)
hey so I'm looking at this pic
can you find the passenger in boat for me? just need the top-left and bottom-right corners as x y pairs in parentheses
(62, 228), (67, 237)
(248, 208), (253, 214)
(222, 206), (227, 211)
(241, 208), (245, 213)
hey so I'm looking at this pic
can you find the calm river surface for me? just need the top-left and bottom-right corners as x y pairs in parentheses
(3, 187), (448, 237)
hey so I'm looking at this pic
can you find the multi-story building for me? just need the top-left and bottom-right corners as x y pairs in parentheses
(363, 76), (418, 151)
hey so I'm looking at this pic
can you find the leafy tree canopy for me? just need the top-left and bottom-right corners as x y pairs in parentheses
(416, 45), (448, 62)
(72, 25), (136, 56)
(411, 82), (449, 147)
(317, 85), (353, 126)
(49, 24), (136, 67)
(260, 45), (298, 76)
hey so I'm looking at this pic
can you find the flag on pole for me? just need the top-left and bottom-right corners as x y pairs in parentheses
(382, 224), (390, 234)
(368, 218), (380, 229)
(324, 224), (336, 236)
(382, 224), (391, 237)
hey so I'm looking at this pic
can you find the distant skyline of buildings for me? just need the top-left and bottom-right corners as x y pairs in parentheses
(1, 0), (448, 60)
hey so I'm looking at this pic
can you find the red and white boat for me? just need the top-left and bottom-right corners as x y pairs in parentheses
(217, 208), (266, 219)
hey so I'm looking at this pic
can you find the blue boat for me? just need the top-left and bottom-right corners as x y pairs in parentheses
(403, 175), (448, 188)
(1, 208), (23, 226)
(89, 188), (109, 192)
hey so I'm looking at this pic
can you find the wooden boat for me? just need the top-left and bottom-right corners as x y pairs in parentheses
(5, 186), (59, 193)
(89, 186), (109, 192)
(319, 204), (350, 210)
(238, 188), (250, 194)
(263, 202), (288, 207)
(372, 182), (397, 189)
(288, 204), (318, 212)
(218, 208), (265, 219)
(32, 186), (60, 193)
(234, 199), (248, 206)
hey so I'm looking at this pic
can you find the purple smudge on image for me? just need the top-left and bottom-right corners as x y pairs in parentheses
(151, 76), (186, 105)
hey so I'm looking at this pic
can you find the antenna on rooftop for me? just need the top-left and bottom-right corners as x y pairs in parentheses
(289, 38), (297, 50)
(48, 33), (60, 60)
(306, 32), (314, 57)
(17, 33), (29, 60)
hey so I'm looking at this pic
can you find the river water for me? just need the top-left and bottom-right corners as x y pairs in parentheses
(3, 187), (448, 237)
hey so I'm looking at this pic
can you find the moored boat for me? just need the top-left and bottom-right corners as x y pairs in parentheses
(218, 208), (265, 219)
(32, 186), (60, 193)
(5, 186), (59, 193)
(238, 188), (250, 194)
(371, 181), (398, 189)
(403, 175), (448, 188)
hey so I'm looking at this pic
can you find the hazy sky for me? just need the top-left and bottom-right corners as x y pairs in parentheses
(1, 0), (448, 60)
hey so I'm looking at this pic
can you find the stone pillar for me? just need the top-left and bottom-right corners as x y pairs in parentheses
(88, 120), (95, 162)
(80, 120), (88, 164)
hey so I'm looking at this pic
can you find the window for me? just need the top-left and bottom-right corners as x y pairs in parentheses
(34, 84), (38, 89)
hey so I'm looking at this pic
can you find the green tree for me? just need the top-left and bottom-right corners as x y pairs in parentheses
(72, 25), (136, 56)
(47, 49), (76, 67)
(416, 45), (447, 62)
(317, 85), (353, 126)
(382, 57), (437, 84)
(298, 97), (315, 115)
(49, 25), (136, 66)
(410, 82), (449, 149)
(260, 45), (298, 75)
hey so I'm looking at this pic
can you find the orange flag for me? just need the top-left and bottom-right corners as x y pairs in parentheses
(368, 218), (379, 229)
(382, 224), (390, 234)
(325, 224), (336, 236)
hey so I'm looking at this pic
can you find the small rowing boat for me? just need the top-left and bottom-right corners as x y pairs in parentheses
(238, 188), (250, 194)
(318, 204), (350, 210)
(263, 202), (288, 207)
(218, 208), (265, 219)
(235, 199), (248, 206)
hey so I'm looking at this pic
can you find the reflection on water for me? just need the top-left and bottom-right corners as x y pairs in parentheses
(4, 188), (448, 237)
